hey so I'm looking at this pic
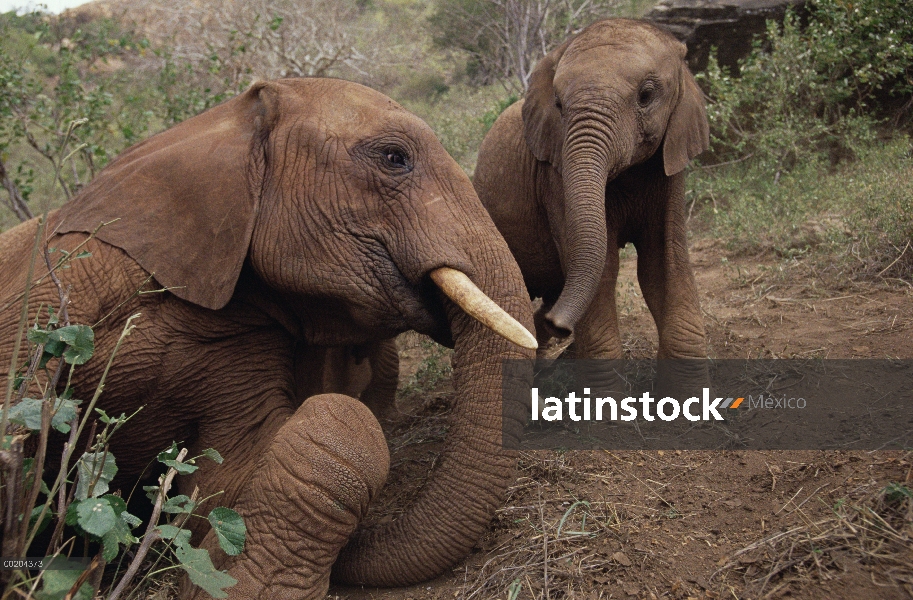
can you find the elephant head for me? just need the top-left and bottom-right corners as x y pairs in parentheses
(52, 78), (536, 587)
(521, 19), (709, 336)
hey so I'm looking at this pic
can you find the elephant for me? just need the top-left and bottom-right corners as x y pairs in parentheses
(0, 77), (537, 598)
(474, 18), (710, 365)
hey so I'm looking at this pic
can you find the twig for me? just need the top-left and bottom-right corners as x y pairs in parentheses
(16, 401), (52, 558)
(64, 553), (102, 600)
(697, 153), (755, 169)
(776, 487), (803, 515)
(2, 215), (46, 436)
(48, 413), (81, 552)
(0, 437), (25, 559)
(108, 448), (188, 600)
(877, 240), (910, 276)
(785, 484), (828, 516)
(539, 485), (549, 600)
(0, 219), (117, 318)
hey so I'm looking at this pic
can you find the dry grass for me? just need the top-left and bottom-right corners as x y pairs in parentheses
(457, 453), (634, 600)
(712, 463), (913, 598)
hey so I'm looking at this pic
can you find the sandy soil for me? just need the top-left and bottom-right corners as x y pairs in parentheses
(330, 240), (913, 600)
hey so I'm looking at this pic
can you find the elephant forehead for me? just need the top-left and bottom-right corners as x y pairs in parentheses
(563, 19), (682, 64)
(555, 45), (680, 93)
(278, 78), (429, 139)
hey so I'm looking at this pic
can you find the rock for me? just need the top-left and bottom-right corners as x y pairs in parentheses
(645, 0), (806, 73)
(612, 551), (633, 566)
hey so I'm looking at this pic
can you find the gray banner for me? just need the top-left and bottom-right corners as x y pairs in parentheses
(501, 360), (913, 450)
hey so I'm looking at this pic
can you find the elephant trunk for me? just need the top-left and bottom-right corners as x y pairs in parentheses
(332, 237), (534, 586)
(543, 108), (629, 337)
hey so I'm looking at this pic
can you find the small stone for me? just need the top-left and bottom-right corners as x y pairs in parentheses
(613, 551), (633, 567)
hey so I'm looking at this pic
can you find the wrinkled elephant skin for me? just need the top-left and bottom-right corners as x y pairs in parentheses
(0, 78), (535, 598)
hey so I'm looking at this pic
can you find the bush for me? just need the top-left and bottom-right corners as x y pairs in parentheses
(0, 12), (161, 225)
(698, 0), (913, 171)
(0, 227), (246, 600)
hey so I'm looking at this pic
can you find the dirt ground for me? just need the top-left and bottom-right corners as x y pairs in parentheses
(330, 240), (913, 600)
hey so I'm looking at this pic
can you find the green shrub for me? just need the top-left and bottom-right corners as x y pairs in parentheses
(1, 228), (245, 600)
(480, 93), (518, 132)
(698, 0), (913, 170)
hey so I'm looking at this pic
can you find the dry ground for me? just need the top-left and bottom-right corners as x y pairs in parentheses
(330, 239), (913, 600)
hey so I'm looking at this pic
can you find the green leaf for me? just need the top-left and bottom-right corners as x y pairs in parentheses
(73, 250), (92, 259)
(207, 507), (245, 556)
(8, 398), (43, 430)
(175, 544), (237, 598)
(120, 511), (142, 528)
(8, 397), (81, 433)
(29, 504), (52, 537)
(157, 524), (191, 548)
(74, 451), (118, 500)
(76, 497), (117, 537)
(42, 338), (66, 359)
(163, 460), (197, 474)
(157, 442), (179, 463)
(51, 397), (80, 433)
(66, 501), (80, 526)
(102, 529), (122, 562)
(163, 494), (196, 514)
(36, 569), (93, 600)
(103, 493), (128, 515)
(51, 324), (95, 365)
(202, 448), (224, 464)
(27, 326), (50, 344)
(96, 495), (138, 560)
(143, 484), (160, 503)
(95, 408), (126, 425)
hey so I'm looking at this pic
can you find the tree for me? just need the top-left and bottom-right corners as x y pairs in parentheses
(429, 0), (617, 94)
(126, 0), (376, 86)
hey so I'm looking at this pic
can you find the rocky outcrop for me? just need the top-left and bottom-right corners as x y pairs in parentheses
(645, 0), (805, 73)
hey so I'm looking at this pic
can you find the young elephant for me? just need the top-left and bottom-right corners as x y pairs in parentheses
(475, 19), (709, 361)
(0, 78), (536, 598)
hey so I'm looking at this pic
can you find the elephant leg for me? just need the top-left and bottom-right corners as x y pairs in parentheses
(533, 301), (553, 347)
(566, 242), (625, 396)
(634, 179), (707, 395)
(633, 218), (704, 359)
(358, 338), (401, 426)
(189, 394), (389, 600)
(570, 242), (622, 359)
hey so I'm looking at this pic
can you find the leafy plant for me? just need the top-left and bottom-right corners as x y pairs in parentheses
(0, 12), (158, 224)
(0, 223), (245, 599)
(400, 337), (453, 397)
(480, 93), (518, 131)
(698, 0), (913, 172)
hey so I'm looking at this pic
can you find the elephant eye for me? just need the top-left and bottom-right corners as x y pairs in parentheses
(638, 82), (658, 107)
(554, 93), (563, 113)
(384, 148), (410, 169)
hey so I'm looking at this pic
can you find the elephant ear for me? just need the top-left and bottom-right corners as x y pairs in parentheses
(55, 82), (279, 310)
(662, 65), (710, 176)
(522, 38), (572, 166)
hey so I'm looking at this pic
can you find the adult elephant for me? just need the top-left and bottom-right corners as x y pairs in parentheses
(474, 19), (709, 362)
(0, 78), (536, 598)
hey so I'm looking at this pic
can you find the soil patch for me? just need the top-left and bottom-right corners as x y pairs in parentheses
(332, 241), (913, 600)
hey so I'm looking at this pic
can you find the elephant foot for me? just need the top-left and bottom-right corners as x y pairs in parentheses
(185, 394), (389, 600)
(655, 358), (710, 400)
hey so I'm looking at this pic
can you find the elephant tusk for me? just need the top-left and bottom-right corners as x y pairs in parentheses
(430, 267), (538, 350)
